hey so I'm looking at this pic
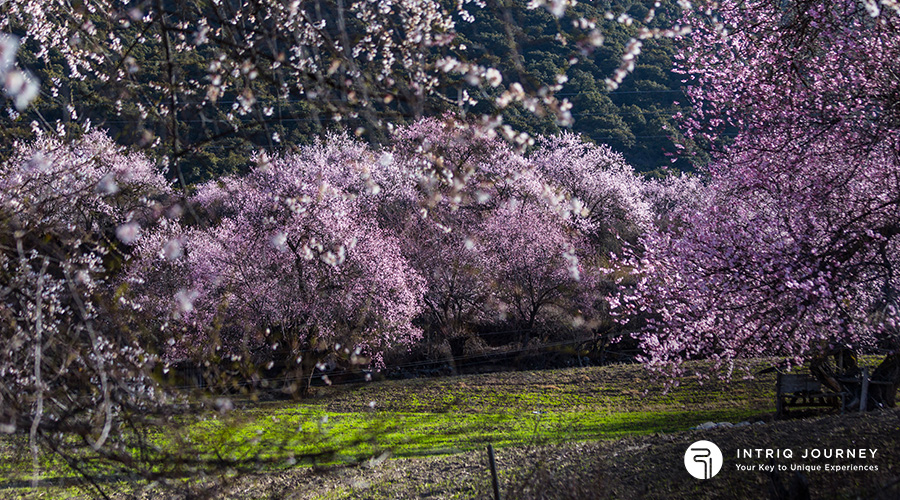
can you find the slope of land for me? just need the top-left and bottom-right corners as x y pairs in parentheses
(222, 407), (900, 499)
(6, 361), (898, 499)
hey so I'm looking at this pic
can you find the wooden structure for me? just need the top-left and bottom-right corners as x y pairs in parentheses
(777, 365), (897, 418)
(775, 372), (846, 418)
(837, 366), (896, 412)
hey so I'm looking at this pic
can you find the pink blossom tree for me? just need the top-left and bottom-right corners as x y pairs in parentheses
(127, 139), (425, 388)
(639, 171), (704, 231)
(384, 119), (634, 347)
(624, 144), (900, 371)
(0, 131), (170, 235)
(622, 0), (900, 404)
(0, 131), (173, 490)
(480, 200), (597, 335)
(386, 118), (530, 340)
(530, 132), (652, 250)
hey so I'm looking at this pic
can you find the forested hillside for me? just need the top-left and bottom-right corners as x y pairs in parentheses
(456, 0), (691, 172)
(0, 0), (691, 181)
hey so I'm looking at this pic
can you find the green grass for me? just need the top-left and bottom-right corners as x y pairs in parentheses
(0, 360), (781, 496)
(165, 361), (778, 466)
(184, 407), (766, 463)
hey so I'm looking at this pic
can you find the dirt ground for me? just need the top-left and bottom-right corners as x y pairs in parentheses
(219, 407), (900, 499)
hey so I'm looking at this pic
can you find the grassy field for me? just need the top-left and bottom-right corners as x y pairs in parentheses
(199, 360), (898, 500)
(37, 357), (900, 498)
(173, 361), (777, 465)
(1, 360), (782, 498)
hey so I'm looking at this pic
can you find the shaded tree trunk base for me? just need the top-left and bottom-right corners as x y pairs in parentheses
(810, 349), (900, 412)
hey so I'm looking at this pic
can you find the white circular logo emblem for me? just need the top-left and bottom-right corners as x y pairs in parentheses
(684, 440), (723, 479)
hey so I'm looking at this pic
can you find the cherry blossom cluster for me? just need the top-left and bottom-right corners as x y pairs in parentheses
(386, 120), (653, 337)
(0, 131), (170, 238)
(0, 34), (38, 111)
(678, 0), (900, 155)
(0, 132), (172, 482)
(620, 0), (900, 382)
(127, 134), (427, 366)
(124, 118), (654, 361)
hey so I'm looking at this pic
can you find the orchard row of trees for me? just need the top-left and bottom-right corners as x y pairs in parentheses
(8, 118), (698, 386)
(0, 115), (703, 494)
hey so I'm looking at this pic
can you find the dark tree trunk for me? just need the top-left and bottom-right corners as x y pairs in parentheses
(871, 353), (900, 408)
(810, 349), (900, 411)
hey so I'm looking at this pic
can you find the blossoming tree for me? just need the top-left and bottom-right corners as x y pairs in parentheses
(127, 140), (426, 390)
(623, 0), (900, 406)
(0, 131), (174, 490)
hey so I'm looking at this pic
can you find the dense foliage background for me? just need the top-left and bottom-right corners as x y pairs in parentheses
(0, 0), (693, 180)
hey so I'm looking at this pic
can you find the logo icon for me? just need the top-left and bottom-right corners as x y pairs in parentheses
(685, 440), (723, 479)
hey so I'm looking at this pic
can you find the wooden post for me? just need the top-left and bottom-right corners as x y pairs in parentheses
(775, 372), (784, 419)
(488, 444), (501, 500)
(859, 366), (869, 413)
